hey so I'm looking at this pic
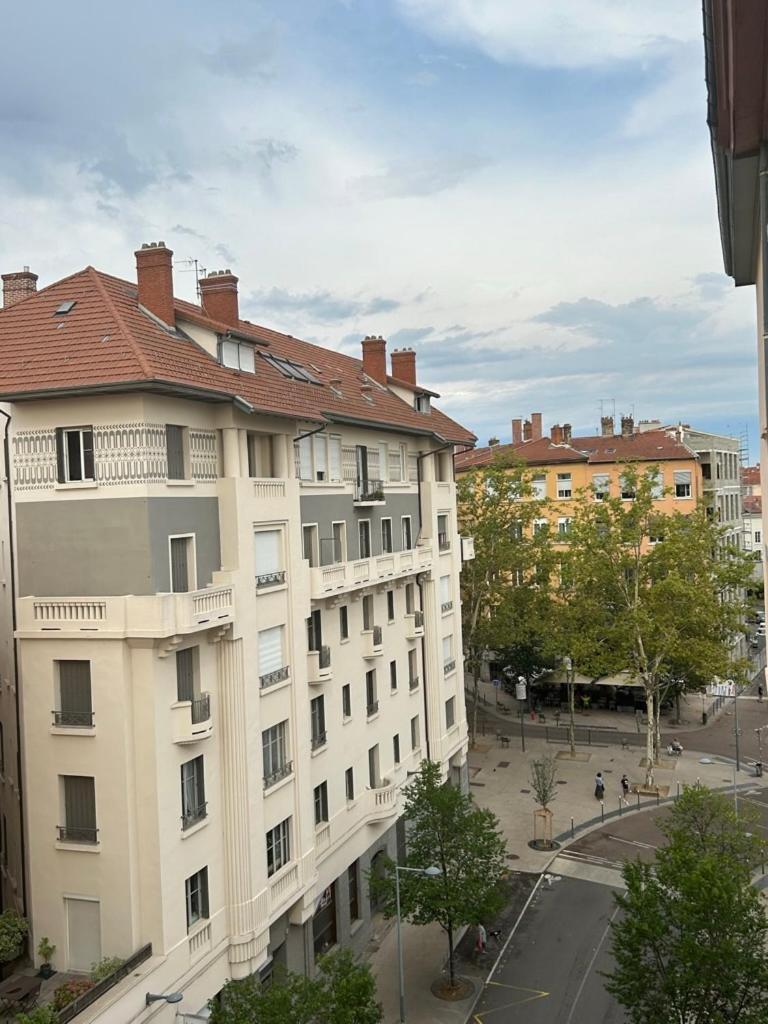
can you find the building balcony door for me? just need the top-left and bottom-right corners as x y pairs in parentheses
(66, 898), (101, 971)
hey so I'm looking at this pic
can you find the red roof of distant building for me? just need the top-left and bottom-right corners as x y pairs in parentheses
(742, 465), (761, 486)
(744, 495), (762, 515)
(0, 266), (474, 445)
(455, 429), (694, 471)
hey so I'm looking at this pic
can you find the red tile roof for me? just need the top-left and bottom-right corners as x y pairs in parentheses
(742, 465), (761, 486)
(744, 495), (762, 515)
(455, 429), (694, 471)
(0, 268), (475, 444)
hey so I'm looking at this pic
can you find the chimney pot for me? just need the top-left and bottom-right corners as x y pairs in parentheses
(135, 241), (175, 326)
(620, 414), (634, 438)
(362, 335), (387, 384)
(523, 419), (533, 441)
(391, 347), (416, 385)
(199, 268), (240, 327)
(2, 268), (38, 308)
(531, 412), (543, 441)
(511, 418), (522, 444)
(550, 424), (563, 444)
(562, 423), (572, 443)
(600, 415), (614, 437)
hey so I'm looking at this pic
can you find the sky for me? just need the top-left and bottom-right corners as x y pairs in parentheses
(0, 1), (760, 455)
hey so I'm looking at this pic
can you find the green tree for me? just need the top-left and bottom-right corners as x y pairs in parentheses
(368, 760), (507, 990)
(606, 785), (768, 1023)
(457, 460), (553, 745)
(209, 948), (381, 1024)
(559, 466), (753, 785)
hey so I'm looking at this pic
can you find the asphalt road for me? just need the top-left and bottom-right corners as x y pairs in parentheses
(469, 877), (625, 1024)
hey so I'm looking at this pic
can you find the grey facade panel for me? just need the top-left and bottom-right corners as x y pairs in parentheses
(299, 492), (421, 563)
(16, 497), (220, 596)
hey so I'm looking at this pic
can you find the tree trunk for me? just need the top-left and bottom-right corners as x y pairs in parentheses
(645, 688), (655, 787)
(568, 675), (576, 757)
(446, 920), (455, 988)
(470, 670), (479, 749)
(653, 701), (662, 763)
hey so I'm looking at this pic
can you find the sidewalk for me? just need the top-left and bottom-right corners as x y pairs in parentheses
(368, 728), (764, 1023)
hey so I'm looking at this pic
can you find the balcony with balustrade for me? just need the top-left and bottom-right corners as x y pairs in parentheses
(307, 645), (332, 684)
(18, 582), (235, 640)
(362, 625), (383, 659)
(309, 545), (432, 599)
(406, 609), (424, 639)
(366, 779), (398, 822)
(171, 692), (212, 744)
(353, 478), (385, 506)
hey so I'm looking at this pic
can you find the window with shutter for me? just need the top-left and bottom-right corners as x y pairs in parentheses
(254, 530), (281, 585)
(328, 435), (342, 481)
(57, 661), (93, 727)
(57, 427), (95, 482)
(531, 474), (547, 499)
(313, 434), (327, 480)
(440, 575), (451, 605)
(165, 425), (187, 480)
(62, 776), (97, 842)
(176, 648), (197, 702)
(298, 437), (312, 480)
(170, 536), (193, 592)
(592, 473), (610, 500)
(258, 626), (284, 676)
(673, 470), (692, 498)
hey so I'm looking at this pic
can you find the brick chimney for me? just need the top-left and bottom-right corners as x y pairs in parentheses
(620, 414), (634, 438)
(562, 423), (572, 443)
(523, 419), (532, 441)
(2, 267), (38, 308)
(531, 412), (543, 441)
(600, 415), (614, 437)
(511, 418), (522, 445)
(391, 347), (416, 385)
(362, 335), (387, 384)
(135, 242), (175, 327)
(199, 269), (239, 326)
(550, 424), (563, 444)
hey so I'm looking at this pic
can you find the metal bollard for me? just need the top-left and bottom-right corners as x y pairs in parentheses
(619, 798), (623, 817)
(636, 792), (640, 809)
(571, 817), (575, 839)
(676, 782), (680, 800)
(600, 801), (604, 823)
(656, 791), (660, 807)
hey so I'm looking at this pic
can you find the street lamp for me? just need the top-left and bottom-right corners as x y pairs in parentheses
(395, 864), (441, 1023)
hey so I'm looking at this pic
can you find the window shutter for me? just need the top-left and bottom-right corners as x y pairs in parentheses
(83, 429), (95, 480)
(258, 626), (284, 674)
(328, 436), (342, 481)
(166, 426), (185, 479)
(254, 530), (280, 575)
(313, 434), (327, 477)
(170, 537), (190, 592)
(673, 471), (692, 485)
(299, 437), (312, 480)
(55, 428), (66, 483)
(176, 648), (195, 701)
(59, 662), (92, 714)
(440, 575), (451, 603)
(65, 777), (96, 830)
(442, 636), (452, 661)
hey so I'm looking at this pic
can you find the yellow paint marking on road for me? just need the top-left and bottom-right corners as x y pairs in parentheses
(472, 983), (549, 1021)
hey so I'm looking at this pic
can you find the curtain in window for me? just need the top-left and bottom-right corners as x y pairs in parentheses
(254, 531), (280, 575)
(258, 627), (284, 674)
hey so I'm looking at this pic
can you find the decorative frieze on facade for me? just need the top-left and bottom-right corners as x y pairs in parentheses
(11, 430), (58, 491)
(12, 422), (219, 490)
(190, 430), (218, 482)
(95, 423), (167, 485)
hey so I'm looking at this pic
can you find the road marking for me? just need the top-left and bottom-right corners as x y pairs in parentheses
(605, 834), (658, 850)
(563, 906), (620, 1024)
(472, 985), (549, 1021)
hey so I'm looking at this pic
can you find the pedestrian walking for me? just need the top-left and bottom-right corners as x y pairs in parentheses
(475, 923), (487, 953)
(594, 772), (605, 800)
(620, 774), (630, 801)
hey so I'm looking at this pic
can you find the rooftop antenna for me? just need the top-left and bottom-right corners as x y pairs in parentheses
(597, 398), (616, 433)
(173, 257), (207, 301)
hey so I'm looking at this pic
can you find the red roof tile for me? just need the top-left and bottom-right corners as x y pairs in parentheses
(455, 429), (694, 471)
(0, 268), (475, 445)
(742, 466), (761, 485)
(744, 495), (762, 515)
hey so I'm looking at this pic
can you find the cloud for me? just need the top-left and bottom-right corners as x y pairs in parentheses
(244, 287), (401, 323)
(202, 35), (275, 81)
(395, 1), (697, 69)
(349, 155), (488, 199)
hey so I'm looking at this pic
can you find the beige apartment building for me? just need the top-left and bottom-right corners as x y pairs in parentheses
(0, 245), (474, 1020)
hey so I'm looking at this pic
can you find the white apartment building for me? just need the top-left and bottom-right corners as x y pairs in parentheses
(0, 245), (475, 1021)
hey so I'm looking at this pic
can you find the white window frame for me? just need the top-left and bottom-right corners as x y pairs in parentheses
(60, 426), (95, 483)
(556, 472), (572, 499)
(401, 515), (413, 550)
(266, 817), (291, 877)
(531, 474), (547, 500)
(381, 517), (393, 554)
(358, 519), (372, 559)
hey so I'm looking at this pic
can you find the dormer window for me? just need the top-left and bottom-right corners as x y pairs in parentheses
(220, 339), (256, 373)
(415, 393), (430, 413)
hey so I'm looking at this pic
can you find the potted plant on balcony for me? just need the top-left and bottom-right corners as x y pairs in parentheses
(37, 936), (56, 979)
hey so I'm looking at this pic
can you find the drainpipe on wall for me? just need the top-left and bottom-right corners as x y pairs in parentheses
(0, 409), (26, 918)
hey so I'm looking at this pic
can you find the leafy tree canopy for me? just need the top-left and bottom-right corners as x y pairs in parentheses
(606, 786), (768, 1024)
(368, 760), (507, 987)
(209, 948), (381, 1024)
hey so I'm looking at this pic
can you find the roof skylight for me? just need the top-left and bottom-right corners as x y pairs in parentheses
(261, 353), (320, 384)
(54, 300), (76, 315)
